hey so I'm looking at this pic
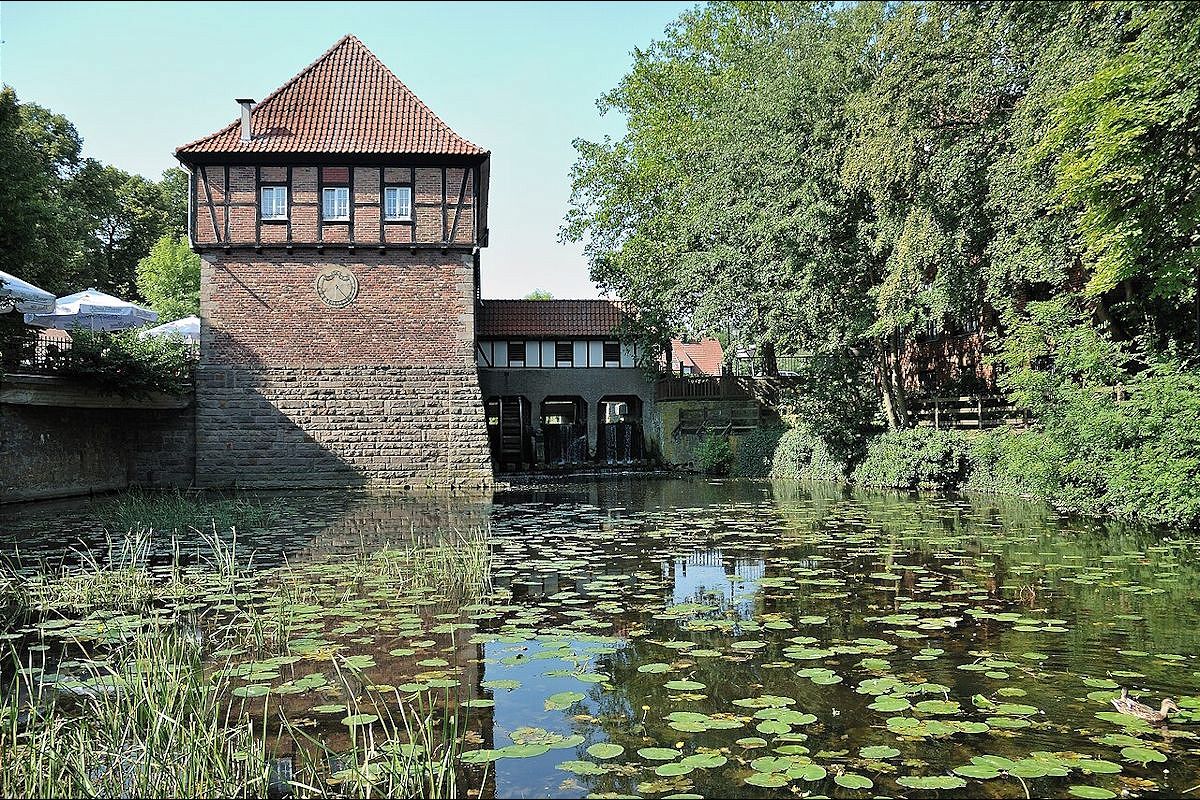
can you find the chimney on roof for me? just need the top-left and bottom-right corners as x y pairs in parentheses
(235, 98), (255, 141)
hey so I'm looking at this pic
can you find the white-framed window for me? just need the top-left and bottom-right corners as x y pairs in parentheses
(384, 186), (412, 220)
(260, 185), (287, 220)
(322, 187), (350, 221)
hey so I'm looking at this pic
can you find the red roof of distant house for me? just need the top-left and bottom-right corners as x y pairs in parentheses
(671, 338), (724, 375)
(176, 35), (486, 158)
(478, 300), (627, 338)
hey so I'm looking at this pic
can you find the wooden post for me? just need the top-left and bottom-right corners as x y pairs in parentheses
(933, 398), (940, 430)
(977, 396), (984, 429)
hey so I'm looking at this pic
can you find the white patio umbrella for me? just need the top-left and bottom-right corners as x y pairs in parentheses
(0, 270), (56, 314)
(139, 315), (199, 344)
(24, 288), (158, 331)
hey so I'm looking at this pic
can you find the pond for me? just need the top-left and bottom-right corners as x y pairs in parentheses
(3, 477), (1199, 798)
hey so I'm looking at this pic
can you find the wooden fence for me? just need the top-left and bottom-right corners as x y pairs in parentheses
(908, 394), (1028, 430)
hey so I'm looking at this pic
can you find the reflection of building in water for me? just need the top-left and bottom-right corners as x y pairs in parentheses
(667, 548), (765, 618)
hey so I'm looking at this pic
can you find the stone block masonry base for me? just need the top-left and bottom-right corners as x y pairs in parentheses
(195, 365), (493, 489)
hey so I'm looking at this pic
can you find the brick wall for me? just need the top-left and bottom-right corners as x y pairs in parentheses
(197, 248), (492, 488)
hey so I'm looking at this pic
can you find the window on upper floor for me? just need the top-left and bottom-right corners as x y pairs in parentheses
(508, 341), (526, 367)
(260, 185), (288, 220)
(603, 341), (621, 367)
(555, 341), (573, 367)
(384, 186), (412, 221)
(322, 187), (350, 221)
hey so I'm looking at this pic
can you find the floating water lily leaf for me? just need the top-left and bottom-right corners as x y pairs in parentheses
(1120, 746), (1166, 765)
(655, 762), (694, 777)
(557, 760), (607, 776)
(586, 743), (624, 760)
(859, 745), (900, 759)
(664, 679), (706, 691)
(638, 747), (679, 761)
(341, 713), (378, 727)
(638, 662), (671, 673)
(897, 775), (968, 790)
(744, 772), (787, 788)
(835, 772), (873, 789)
(1068, 787), (1117, 799)
(545, 691), (585, 711)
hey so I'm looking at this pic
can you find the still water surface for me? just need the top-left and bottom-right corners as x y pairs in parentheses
(4, 478), (1199, 798)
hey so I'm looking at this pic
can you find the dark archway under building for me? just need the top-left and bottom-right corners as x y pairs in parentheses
(596, 395), (645, 464)
(541, 396), (588, 467)
(484, 395), (534, 471)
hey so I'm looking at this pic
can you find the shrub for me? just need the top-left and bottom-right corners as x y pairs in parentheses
(853, 427), (972, 490)
(734, 427), (786, 477)
(731, 424), (849, 480)
(770, 425), (848, 481)
(47, 328), (193, 396)
(693, 433), (733, 475)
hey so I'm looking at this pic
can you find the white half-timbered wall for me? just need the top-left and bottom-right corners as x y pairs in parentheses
(475, 339), (639, 369)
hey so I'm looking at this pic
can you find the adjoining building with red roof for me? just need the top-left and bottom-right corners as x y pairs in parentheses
(669, 339), (725, 376)
(475, 299), (655, 470)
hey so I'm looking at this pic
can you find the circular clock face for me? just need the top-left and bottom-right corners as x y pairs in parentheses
(313, 266), (359, 308)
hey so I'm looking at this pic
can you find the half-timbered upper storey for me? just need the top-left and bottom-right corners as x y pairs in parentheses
(175, 35), (489, 251)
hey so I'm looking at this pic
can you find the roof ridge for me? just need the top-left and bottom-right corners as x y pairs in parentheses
(175, 34), (358, 154)
(175, 34), (487, 157)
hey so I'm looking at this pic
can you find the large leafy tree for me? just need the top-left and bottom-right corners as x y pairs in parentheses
(1, 86), (187, 303)
(566, 0), (1200, 435)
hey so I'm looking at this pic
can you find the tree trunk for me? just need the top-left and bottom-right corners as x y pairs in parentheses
(758, 340), (778, 377)
(878, 332), (910, 429)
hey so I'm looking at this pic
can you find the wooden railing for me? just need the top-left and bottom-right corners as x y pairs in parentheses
(656, 374), (758, 401)
(909, 394), (1028, 430)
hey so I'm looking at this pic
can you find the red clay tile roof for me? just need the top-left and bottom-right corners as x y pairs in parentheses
(478, 300), (628, 338)
(671, 338), (725, 375)
(176, 35), (486, 158)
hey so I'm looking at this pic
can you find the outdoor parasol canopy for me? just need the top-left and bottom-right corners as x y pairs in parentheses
(0, 270), (56, 314)
(138, 315), (199, 344)
(23, 288), (158, 331)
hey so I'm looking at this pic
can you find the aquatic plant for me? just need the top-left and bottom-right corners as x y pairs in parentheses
(100, 489), (281, 536)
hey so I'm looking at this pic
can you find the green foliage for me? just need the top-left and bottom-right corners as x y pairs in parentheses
(47, 329), (194, 397)
(853, 427), (973, 491)
(101, 489), (279, 534)
(136, 234), (200, 321)
(734, 427), (786, 478)
(522, 289), (554, 300)
(693, 433), (733, 476)
(769, 425), (848, 482)
(967, 326), (1200, 525)
(565, 0), (1200, 440)
(0, 86), (186, 299)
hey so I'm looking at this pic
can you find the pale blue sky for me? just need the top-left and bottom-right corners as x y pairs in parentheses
(1, 0), (694, 298)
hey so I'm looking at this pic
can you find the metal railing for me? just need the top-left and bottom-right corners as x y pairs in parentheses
(1, 330), (198, 380)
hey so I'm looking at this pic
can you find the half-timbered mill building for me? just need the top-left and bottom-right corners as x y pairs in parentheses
(475, 300), (656, 471)
(175, 35), (493, 487)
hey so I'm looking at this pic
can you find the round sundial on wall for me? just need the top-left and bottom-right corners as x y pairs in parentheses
(314, 266), (359, 308)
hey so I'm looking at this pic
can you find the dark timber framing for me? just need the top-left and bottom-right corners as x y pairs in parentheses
(191, 162), (481, 251)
